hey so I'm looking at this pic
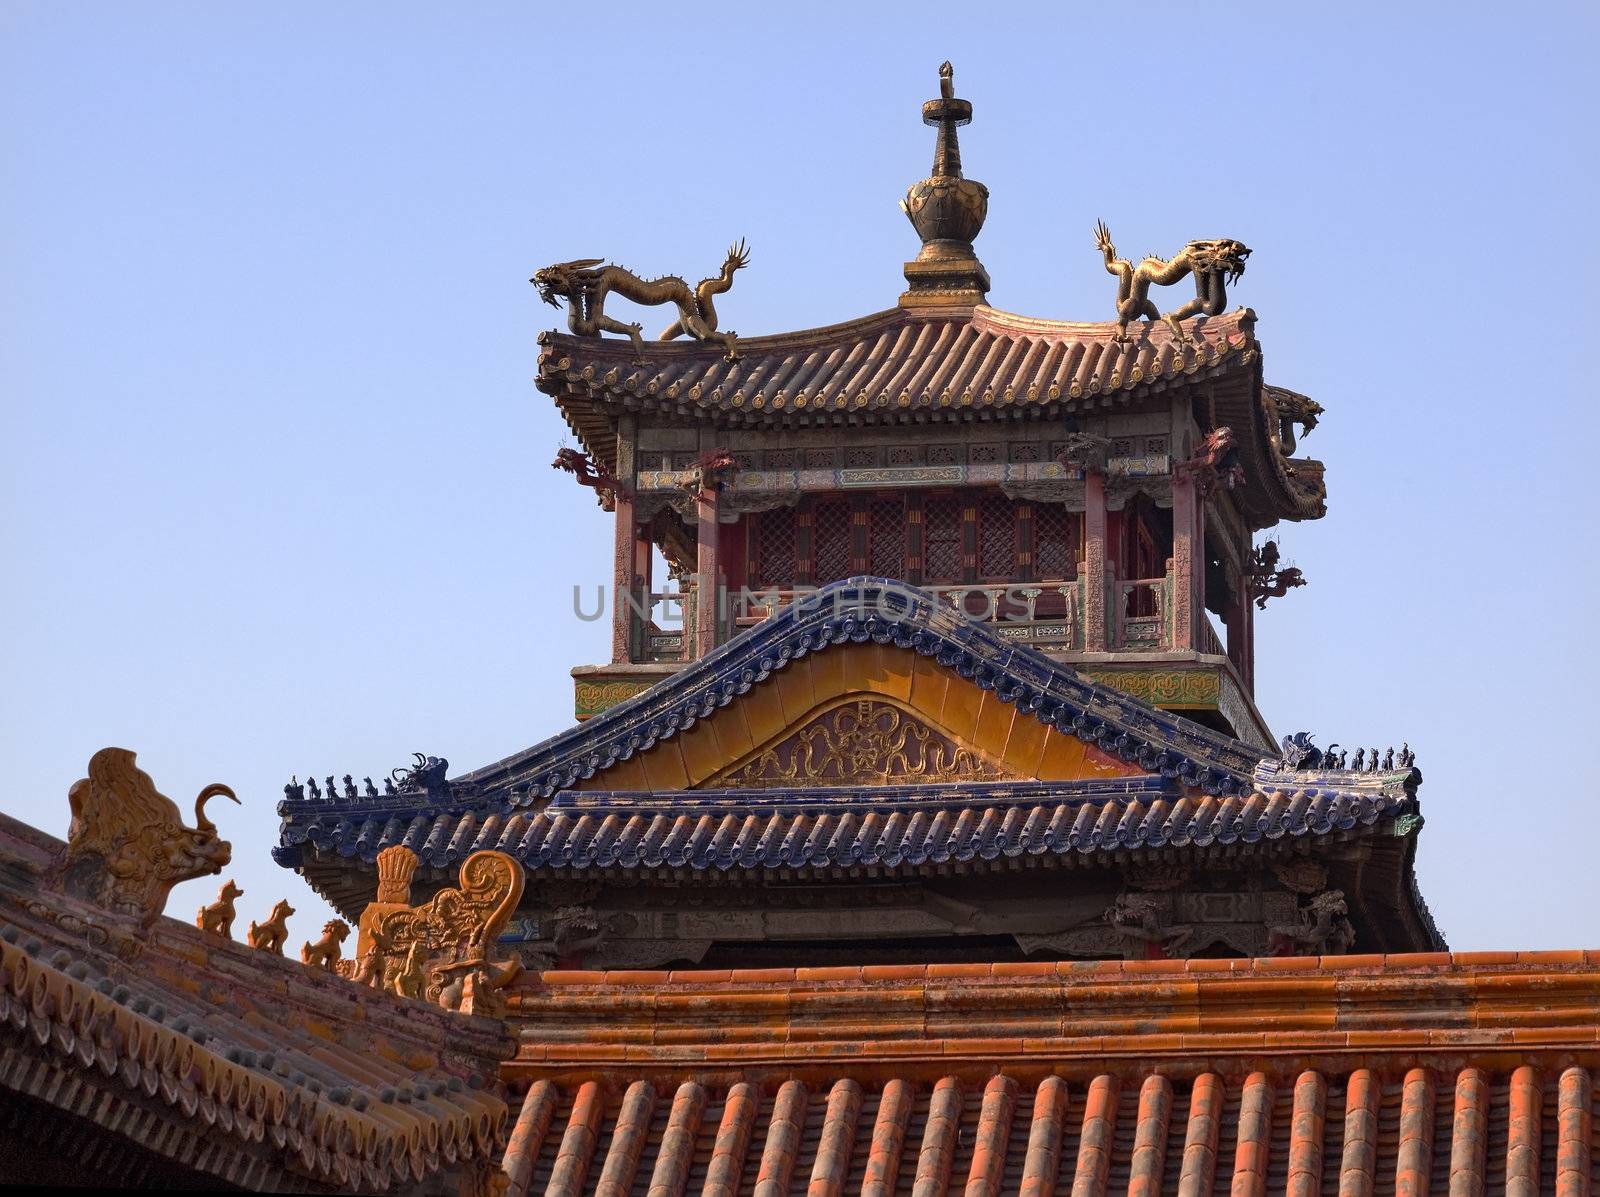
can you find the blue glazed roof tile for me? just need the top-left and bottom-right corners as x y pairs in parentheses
(275, 578), (1426, 879)
(279, 777), (1416, 879)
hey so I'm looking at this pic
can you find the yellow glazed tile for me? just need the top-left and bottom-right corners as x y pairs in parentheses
(938, 673), (985, 745)
(1001, 707), (1049, 778)
(808, 644), (848, 703)
(708, 700), (755, 766)
(676, 719), (725, 787)
(971, 691), (1016, 760)
(871, 644), (916, 701)
(908, 652), (951, 723)
(739, 680), (789, 749)
(588, 756), (646, 791)
(637, 739), (690, 792)
(773, 660), (816, 727)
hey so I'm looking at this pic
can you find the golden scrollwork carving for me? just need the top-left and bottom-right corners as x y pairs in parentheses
(51, 747), (238, 926)
(339, 846), (525, 1017)
(709, 699), (1010, 787)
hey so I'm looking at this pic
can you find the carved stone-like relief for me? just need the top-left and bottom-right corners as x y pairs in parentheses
(1268, 889), (1357, 956)
(1013, 872), (1350, 961)
(709, 699), (1011, 787)
(1104, 891), (1193, 957)
(339, 845), (525, 1017)
(50, 747), (238, 926)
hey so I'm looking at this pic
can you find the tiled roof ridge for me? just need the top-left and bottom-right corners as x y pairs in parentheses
(538, 305), (912, 358)
(0, 815), (508, 1048)
(537, 304), (1255, 360)
(506, 953), (1600, 1077)
(529, 948), (1600, 988)
(279, 780), (1415, 886)
(0, 928), (508, 1191)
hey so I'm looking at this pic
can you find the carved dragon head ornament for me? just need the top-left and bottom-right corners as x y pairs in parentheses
(530, 259), (602, 308)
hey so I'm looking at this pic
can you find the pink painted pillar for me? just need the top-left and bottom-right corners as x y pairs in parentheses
(611, 491), (640, 664)
(1170, 470), (1200, 652)
(1082, 470), (1108, 652)
(694, 485), (720, 659)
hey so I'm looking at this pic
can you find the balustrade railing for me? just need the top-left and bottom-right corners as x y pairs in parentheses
(639, 590), (692, 662)
(624, 575), (1201, 662)
(1113, 577), (1169, 650)
(725, 582), (1078, 649)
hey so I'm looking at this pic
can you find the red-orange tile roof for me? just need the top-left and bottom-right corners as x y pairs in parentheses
(538, 306), (1259, 424)
(536, 304), (1326, 528)
(0, 812), (511, 1193)
(501, 956), (1600, 1197)
(503, 1064), (1598, 1197)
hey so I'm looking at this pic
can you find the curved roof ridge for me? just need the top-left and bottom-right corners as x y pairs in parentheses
(969, 304), (1254, 343)
(442, 579), (1267, 799)
(538, 305), (914, 358)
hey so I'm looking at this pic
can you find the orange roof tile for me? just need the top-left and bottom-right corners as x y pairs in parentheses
(0, 812), (511, 1193)
(499, 958), (1600, 1197)
(536, 305), (1325, 529)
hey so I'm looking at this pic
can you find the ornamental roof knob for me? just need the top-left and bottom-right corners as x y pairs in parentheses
(900, 62), (991, 309)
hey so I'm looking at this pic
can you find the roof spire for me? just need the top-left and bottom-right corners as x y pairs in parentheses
(900, 61), (990, 311)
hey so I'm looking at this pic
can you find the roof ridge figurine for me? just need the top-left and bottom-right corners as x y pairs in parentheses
(50, 746), (238, 927)
(1094, 220), (1251, 344)
(531, 240), (748, 363)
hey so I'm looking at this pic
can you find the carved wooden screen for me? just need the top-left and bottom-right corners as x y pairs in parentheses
(923, 495), (963, 583)
(1123, 495), (1164, 616)
(977, 493), (1017, 580)
(1034, 504), (1077, 581)
(812, 499), (852, 584)
(754, 509), (797, 588)
(868, 497), (906, 580)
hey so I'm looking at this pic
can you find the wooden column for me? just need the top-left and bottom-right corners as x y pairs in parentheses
(1170, 467), (1200, 653)
(611, 417), (639, 664)
(695, 482), (720, 659)
(611, 491), (639, 663)
(1083, 470), (1108, 651)
(1224, 564), (1254, 691)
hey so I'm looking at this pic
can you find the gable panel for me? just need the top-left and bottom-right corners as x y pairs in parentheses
(574, 644), (1140, 792)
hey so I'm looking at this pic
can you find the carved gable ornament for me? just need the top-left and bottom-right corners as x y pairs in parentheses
(341, 845), (526, 1017)
(707, 698), (1014, 787)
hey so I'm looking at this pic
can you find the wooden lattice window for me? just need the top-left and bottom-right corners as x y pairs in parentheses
(1034, 504), (1076, 580)
(923, 495), (963, 583)
(754, 509), (796, 588)
(868, 497), (906, 579)
(812, 499), (852, 584)
(978, 493), (1017, 579)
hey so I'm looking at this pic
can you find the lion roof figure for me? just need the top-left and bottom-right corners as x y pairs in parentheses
(53, 747), (238, 926)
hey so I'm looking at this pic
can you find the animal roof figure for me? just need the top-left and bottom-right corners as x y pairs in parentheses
(53, 747), (238, 926)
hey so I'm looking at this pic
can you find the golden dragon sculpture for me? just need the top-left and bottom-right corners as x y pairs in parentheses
(1094, 221), (1251, 344)
(531, 239), (749, 361)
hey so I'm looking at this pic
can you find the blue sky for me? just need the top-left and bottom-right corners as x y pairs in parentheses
(3, 1), (1596, 951)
